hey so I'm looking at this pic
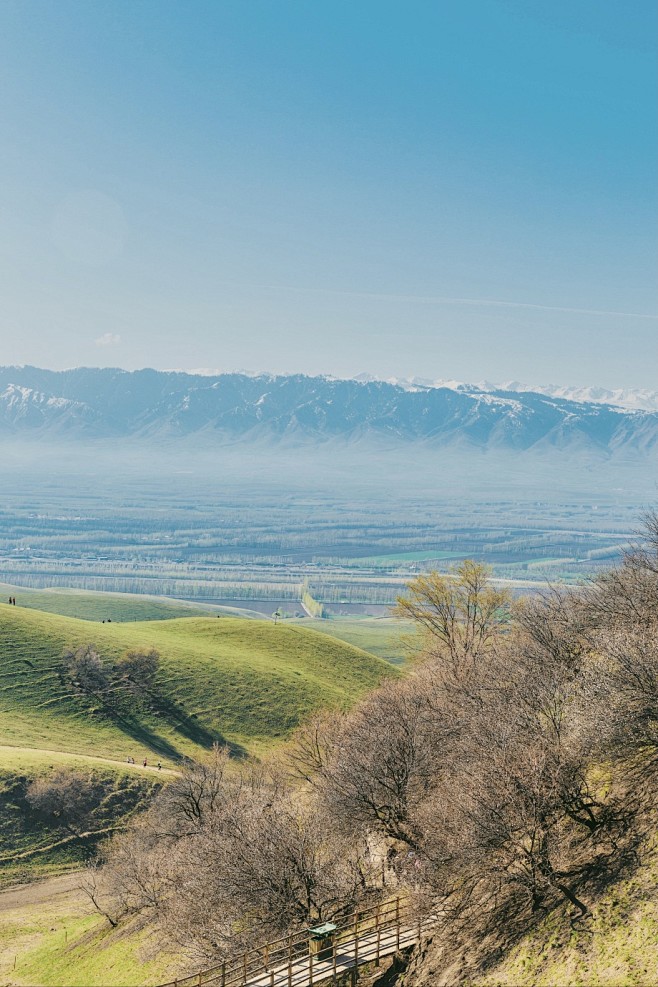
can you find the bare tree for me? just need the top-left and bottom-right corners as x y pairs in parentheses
(394, 561), (510, 664)
(99, 751), (379, 964)
(160, 744), (231, 832)
(79, 861), (119, 927)
(115, 648), (160, 690)
(290, 674), (452, 851)
(26, 769), (104, 836)
(65, 644), (110, 693)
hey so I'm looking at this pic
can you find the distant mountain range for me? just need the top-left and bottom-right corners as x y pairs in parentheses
(0, 366), (656, 456)
(351, 375), (658, 413)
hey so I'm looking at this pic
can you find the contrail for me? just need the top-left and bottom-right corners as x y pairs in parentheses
(235, 282), (658, 321)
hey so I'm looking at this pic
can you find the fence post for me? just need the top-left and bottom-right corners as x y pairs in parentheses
(243, 953), (247, 984)
(309, 945), (314, 987)
(265, 943), (269, 971)
(375, 903), (381, 967)
(395, 898), (400, 952)
(221, 962), (226, 987)
(287, 934), (293, 987)
(332, 932), (337, 983)
(417, 911), (422, 944)
(270, 973), (274, 987)
(353, 911), (359, 981)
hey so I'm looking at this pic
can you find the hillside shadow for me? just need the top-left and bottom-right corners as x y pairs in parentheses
(69, 679), (246, 761)
(148, 690), (247, 758)
(99, 706), (184, 761)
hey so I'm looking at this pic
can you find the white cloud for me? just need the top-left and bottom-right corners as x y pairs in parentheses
(95, 332), (122, 347)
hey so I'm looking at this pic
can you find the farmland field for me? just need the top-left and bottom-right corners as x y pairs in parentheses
(0, 446), (644, 614)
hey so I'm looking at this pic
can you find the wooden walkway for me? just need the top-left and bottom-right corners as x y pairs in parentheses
(161, 898), (437, 987)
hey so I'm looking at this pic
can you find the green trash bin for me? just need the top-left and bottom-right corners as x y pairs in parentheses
(309, 922), (337, 961)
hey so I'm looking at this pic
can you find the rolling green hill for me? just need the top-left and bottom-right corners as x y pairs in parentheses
(0, 584), (411, 666)
(0, 602), (396, 887)
(0, 582), (265, 623)
(0, 603), (396, 765)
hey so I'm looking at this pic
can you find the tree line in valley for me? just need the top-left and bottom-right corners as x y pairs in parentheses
(83, 512), (658, 976)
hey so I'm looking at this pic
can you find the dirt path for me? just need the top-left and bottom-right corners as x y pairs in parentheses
(0, 744), (180, 775)
(0, 871), (85, 912)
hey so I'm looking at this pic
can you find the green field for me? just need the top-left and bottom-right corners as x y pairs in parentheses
(0, 595), (400, 979)
(0, 601), (396, 888)
(0, 582), (266, 623)
(0, 581), (411, 665)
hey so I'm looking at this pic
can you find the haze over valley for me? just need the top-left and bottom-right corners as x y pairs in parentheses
(0, 365), (654, 620)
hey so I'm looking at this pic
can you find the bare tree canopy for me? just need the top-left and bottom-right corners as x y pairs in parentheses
(394, 561), (510, 663)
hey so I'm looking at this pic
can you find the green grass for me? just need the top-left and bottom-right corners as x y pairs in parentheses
(0, 598), (398, 981)
(290, 616), (413, 667)
(0, 756), (162, 888)
(0, 879), (183, 987)
(0, 603), (396, 764)
(0, 582), (265, 623)
(0, 604), (395, 885)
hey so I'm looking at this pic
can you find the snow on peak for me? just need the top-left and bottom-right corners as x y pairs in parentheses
(346, 374), (658, 412)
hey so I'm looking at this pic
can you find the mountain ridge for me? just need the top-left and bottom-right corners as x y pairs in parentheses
(0, 366), (656, 456)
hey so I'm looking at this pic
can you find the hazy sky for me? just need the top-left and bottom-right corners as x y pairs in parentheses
(0, 0), (656, 387)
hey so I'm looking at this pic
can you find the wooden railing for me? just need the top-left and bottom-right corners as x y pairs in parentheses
(159, 896), (434, 987)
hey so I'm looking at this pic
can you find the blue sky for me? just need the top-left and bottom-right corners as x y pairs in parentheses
(0, 0), (655, 387)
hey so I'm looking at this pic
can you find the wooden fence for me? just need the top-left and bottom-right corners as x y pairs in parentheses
(158, 896), (434, 987)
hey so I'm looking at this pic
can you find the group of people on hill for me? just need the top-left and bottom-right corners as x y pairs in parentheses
(126, 755), (162, 770)
(7, 597), (16, 605)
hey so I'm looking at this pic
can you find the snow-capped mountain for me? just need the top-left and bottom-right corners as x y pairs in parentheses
(0, 366), (655, 455)
(351, 374), (658, 412)
(495, 383), (658, 413)
(0, 383), (101, 431)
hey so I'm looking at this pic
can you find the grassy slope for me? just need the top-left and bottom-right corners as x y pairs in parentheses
(0, 582), (265, 622)
(0, 583), (411, 665)
(476, 844), (658, 987)
(0, 603), (395, 763)
(0, 755), (162, 888)
(0, 875), (181, 987)
(290, 616), (412, 666)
